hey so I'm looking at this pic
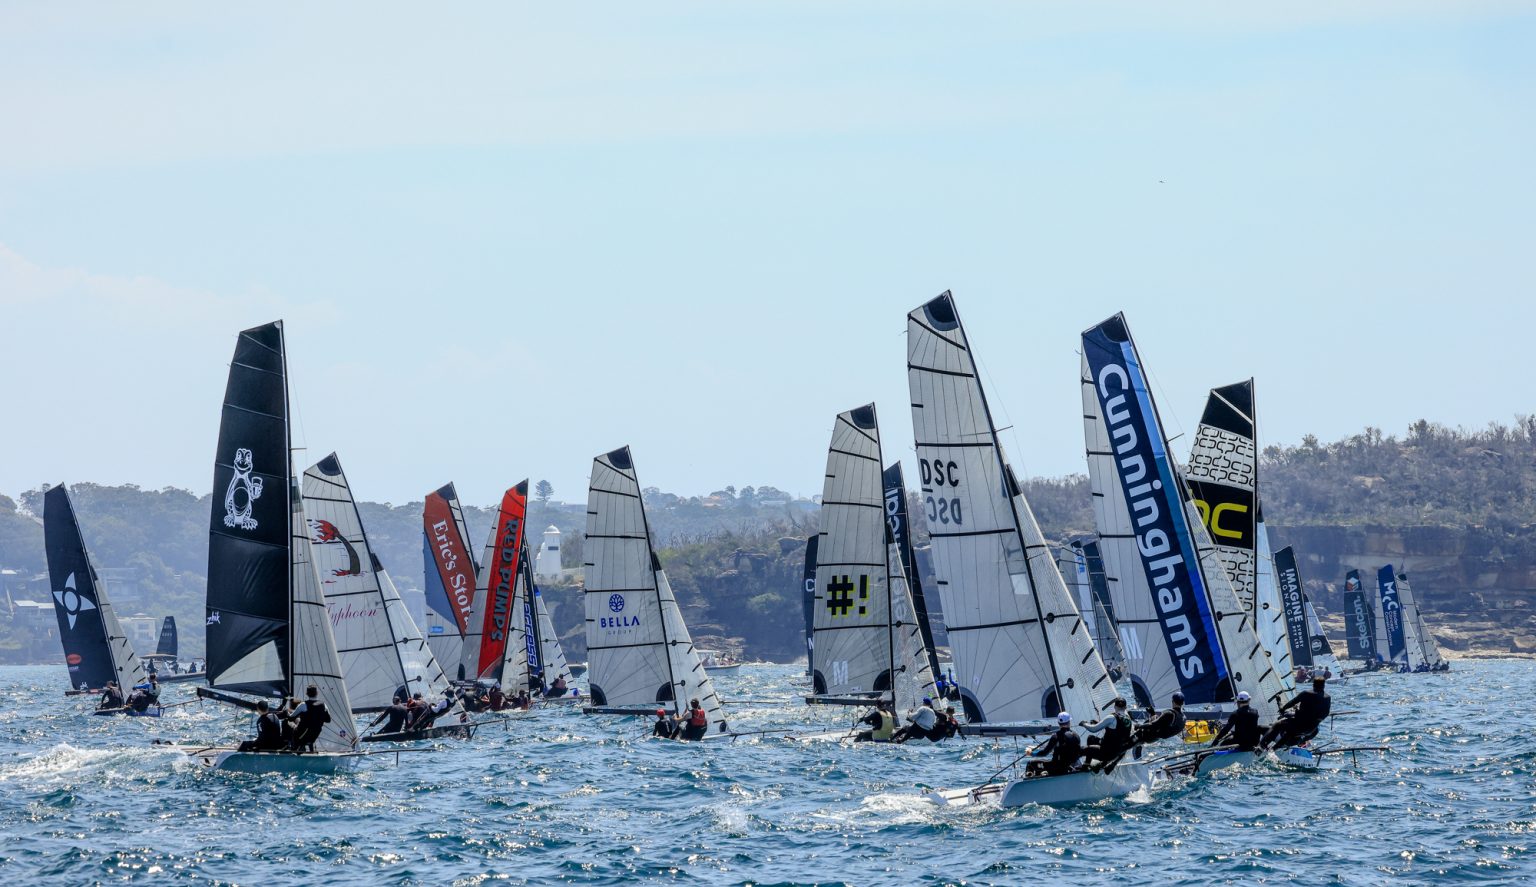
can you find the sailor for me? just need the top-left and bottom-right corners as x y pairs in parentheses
(1027, 712), (1083, 777)
(127, 675), (160, 713)
(546, 675), (569, 698)
(415, 688), (456, 731)
(291, 684), (333, 752)
(98, 681), (125, 710)
(1132, 692), (1186, 746)
(238, 701), (288, 752)
(680, 698), (710, 741)
(855, 701), (897, 743)
(486, 685), (506, 711)
(1258, 677), (1331, 752)
(1294, 665), (1312, 684)
(652, 708), (678, 739)
(1080, 697), (1135, 770)
(368, 696), (411, 735)
(937, 706), (961, 739)
(1210, 691), (1263, 751)
(892, 697), (940, 744)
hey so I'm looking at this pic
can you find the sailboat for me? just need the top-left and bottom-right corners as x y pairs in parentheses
(1341, 569), (1379, 667)
(43, 485), (148, 706)
(141, 616), (203, 683)
(582, 446), (728, 736)
(882, 463), (944, 687)
(1081, 314), (1288, 777)
(1057, 539), (1127, 682)
(301, 452), (455, 734)
(422, 483), (479, 681)
(805, 405), (937, 730)
(1272, 546), (1340, 676)
(801, 535), (818, 678)
(461, 482), (529, 690)
(907, 293), (1133, 806)
(191, 320), (361, 773)
(1398, 572), (1448, 671)
(1184, 380), (1296, 694)
(1376, 565), (1413, 671)
(523, 568), (578, 698)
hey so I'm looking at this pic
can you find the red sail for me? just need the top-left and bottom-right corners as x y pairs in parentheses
(424, 488), (477, 635)
(477, 481), (529, 679)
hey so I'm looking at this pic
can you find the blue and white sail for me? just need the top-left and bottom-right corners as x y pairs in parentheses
(1081, 315), (1284, 719)
(1376, 565), (1409, 669)
(908, 292), (1116, 724)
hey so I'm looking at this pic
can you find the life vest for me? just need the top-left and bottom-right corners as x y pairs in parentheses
(872, 710), (895, 741)
(688, 707), (707, 728)
(1105, 712), (1133, 749)
(1295, 692), (1331, 727)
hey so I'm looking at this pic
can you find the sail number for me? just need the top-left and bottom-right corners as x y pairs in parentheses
(831, 660), (849, 686)
(920, 458), (964, 526)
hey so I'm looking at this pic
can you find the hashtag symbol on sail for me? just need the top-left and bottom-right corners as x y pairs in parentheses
(825, 575), (870, 617)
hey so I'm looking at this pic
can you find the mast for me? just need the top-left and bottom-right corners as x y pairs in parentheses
(43, 485), (145, 691)
(909, 291), (1114, 723)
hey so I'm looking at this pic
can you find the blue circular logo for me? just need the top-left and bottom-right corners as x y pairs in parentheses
(608, 594), (625, 613)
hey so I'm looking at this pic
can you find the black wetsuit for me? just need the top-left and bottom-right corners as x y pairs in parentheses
(375, 703), (409, 734)
(1082, 713), (1134, 767)
(653, 718), (677, 739)
(1261, 690), (1331, 749)
(1213, 706), (1262, 751)
(1134, 707), (1186, 745)
(292, 700), (332, 750)
(1031, 728), (1083, 777)
(239, 712), (287, 752)
(99, 687), (124, 710)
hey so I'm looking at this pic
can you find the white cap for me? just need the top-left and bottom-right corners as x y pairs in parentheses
(1236, 691), (1251, 703)
(1057, 712), (1072, 724)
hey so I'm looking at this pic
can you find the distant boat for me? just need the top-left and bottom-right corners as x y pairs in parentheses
(1396, 571), (1449, 672)
(581, 446), (727, 736)
(461, 482), (531, 692)
(190, 320), (360, 773)
(698, 651), (742, 676)
(142, 617), (206, 683)
(43, 484), (146, 699)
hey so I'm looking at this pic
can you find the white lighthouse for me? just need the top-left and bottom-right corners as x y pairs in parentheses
(535, 525), (564, 582)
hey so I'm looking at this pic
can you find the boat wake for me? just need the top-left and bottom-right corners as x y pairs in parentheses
(0, 742), (190, 783)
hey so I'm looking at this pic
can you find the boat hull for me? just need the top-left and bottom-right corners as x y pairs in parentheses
(702, 664), (741, 676)
(93, 706), (162, 718)
(188, 747), (358, 773)
(932, 763), (1150, 808)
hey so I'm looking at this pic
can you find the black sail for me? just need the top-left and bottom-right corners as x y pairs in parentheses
(205, 321), (293, 697)
(156, 616), (179, 659)
(43, 485), (144, 691)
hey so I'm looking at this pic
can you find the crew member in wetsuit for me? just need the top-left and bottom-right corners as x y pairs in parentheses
(652, 708), (678, 739)
(546, 675), (569, 698)
(1080, 697), (1135, 771)
(238, 701), (287, 752)
(1132, 692), (1186, 746)
(1209, 691), (1263, 751)
(127, 674), (160, 713)
(680, 698), (709, 741)
(937, 706), (961, 739)
(892, 697), (940, 743)
(487, 685), (506, 711)
(1258, 677), (1331, 752)
(368, 696), (411, 735)
(98, 681), (125, 710)
(1027, 712), (1082, 777)
(856, 702), (897, 743)
(291, 684), (333, 752)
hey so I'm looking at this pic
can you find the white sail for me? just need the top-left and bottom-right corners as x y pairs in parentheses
(909, 292), (1116, 724)
(290, 483), (359, 752)
(811, 405), (902, 700)
(1304, 600), (1340, 672)
(1253, 522), (1296, 692)
(302, 454), (450, 711)
(533, 589), (574, 691)
(1399, 575), (1444, 668)
(584, 447), (726, 731)
(1372, 583), (1389, 663)
(887, 541), (938, 712)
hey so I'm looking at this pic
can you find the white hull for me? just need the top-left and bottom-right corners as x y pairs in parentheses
(931, 763), (1150, 808)
(187, 746), (358, 774)
(1163, 745), (1319, 778)
(702, 664), (742, 676)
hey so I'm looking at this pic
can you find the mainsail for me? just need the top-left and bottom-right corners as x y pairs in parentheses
(302, 452), (450, 710)
(205, 320), (357, 751)
(809, 405), (935, 710)
(1057, 539), (1127, 676)
(1342, 570), (1376, 661)
(1274, 545), (1313, 669)
(883, 463), (943, 681)
(43, 485), (145, 691)
(463, 483), (529, 684)
(531, 579), (575, 692)
(422, 483), (479, 681)
(1081, 315), (1284, 719)
(1398, 572), (1445, 669)
(801, 535), (819, 677)
(156, 617), (179, 660)
(1376, 564), (1409, 668)
(908, 292), (1115, 724)
(584, 446), (726, 732)
(1253, 523), (1296, 691)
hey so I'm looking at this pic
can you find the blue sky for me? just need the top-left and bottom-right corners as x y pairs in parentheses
(2, 3), (1532, 509)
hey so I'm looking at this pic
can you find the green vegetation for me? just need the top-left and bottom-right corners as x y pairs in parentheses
(5, 419), (1536, 663)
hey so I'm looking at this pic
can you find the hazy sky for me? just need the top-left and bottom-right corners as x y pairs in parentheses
(3, 3), (1532, 510)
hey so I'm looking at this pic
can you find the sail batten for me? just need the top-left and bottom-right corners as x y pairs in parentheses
(908, 292), (1114, 724)
(44, 486), (145, 691)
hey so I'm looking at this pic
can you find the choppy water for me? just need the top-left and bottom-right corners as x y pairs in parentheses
(1, 661), (1533, 885)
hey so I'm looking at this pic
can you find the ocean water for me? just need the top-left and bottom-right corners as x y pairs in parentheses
(1, 661), (1532, 886)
